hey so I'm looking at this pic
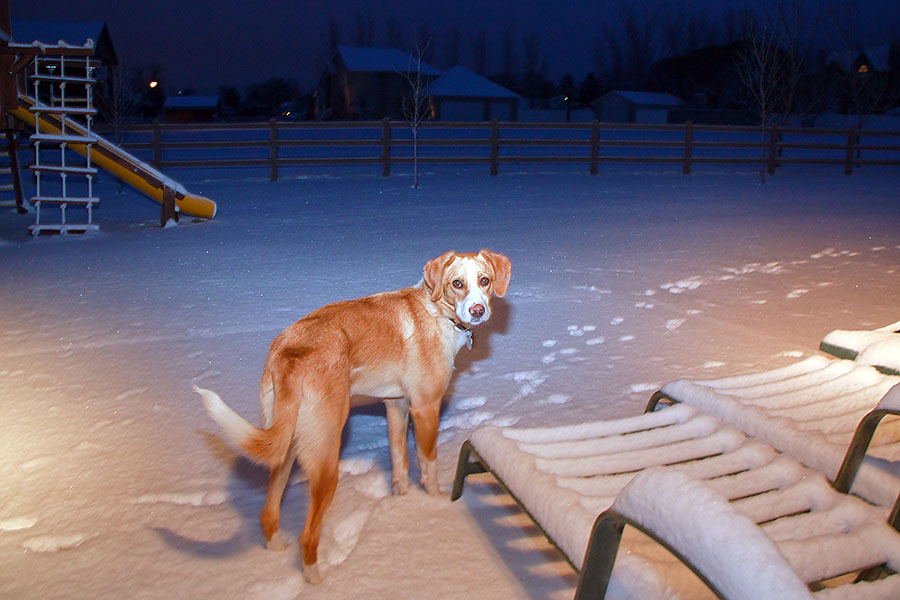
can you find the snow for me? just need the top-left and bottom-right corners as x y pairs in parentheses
(611, 468), (813, 600)
(1, 161), (899, 599)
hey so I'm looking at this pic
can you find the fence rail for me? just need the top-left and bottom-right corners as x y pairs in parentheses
(91, 118), (900, 180)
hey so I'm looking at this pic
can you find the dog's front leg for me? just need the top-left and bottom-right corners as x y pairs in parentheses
(384, 398), (411, 494)
(409, 400), (442, 495)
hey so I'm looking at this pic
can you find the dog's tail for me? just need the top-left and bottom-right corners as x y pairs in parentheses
(195, 385), (295, 468)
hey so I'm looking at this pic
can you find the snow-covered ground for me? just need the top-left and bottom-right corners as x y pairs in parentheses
(1, 162), (898, 599)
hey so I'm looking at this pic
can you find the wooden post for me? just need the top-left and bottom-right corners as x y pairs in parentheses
(6, 129), (25, 213)
(589, 119), (599, 175)
(767, 125), (777, 176)
(269, 118), (278, 182)
(160, 185), (178, 227)
(682, 120), (693, 175)
(151, 119), (161, 167)
(489, 118), (499, 176)
(844, 128), (855, 175)
(382, 116), (391, 177)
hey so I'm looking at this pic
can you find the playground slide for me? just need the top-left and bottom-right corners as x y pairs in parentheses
(11, 94), (216, 219)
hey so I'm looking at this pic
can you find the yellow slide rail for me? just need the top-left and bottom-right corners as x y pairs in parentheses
(12, 94), (216, 219)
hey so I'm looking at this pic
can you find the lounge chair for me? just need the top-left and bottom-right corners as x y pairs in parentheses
(819, 320), (900, 376)
(648, 355), (900, 506)
(452, 360), (900, 598)
(578, 385), (900, 600)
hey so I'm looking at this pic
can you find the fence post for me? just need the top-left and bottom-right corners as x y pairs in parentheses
(844, 128), (855, 175)
(382, 117), (391, 177)
(682, 120), (693, 175)
(151, 119), (161, 167)
(489, 118), (499, 176)
(590, 119), (599, 175)
(767, 125), (778, 175)
(269, 118), (278, 182)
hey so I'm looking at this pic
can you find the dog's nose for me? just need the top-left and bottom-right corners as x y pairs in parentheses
(469, 304), (485, 319)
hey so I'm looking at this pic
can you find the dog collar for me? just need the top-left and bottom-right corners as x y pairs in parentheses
(449, 319), (474, 349)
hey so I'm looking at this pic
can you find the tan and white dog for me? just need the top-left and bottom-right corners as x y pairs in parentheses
(196, 249), (511, 583)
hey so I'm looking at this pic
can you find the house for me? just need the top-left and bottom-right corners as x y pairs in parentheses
(319, 45), (441, 120)
(592, 91), (684, 124)
(428, 66), (520, 121)
(162, 95), (220, 122)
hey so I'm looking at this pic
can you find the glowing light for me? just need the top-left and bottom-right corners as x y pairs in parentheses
(858, 64), (869, 73)
(149, 81), (158, 89)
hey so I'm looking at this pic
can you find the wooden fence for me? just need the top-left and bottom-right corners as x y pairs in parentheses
(101, 118), (900, 181)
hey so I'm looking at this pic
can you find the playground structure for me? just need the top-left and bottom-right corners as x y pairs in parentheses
(0, 1), (216, 234)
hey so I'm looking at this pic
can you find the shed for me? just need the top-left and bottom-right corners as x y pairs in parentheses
(592, 91), (684, 124)
(429, 66), (520, 121)
(320, 46), (441, 120)
(163, 95), (220, 122)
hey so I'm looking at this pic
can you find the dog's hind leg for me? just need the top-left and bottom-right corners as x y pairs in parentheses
(384, 397), (411, 494)
(296, 380), (348, 584)
(409, 399), (442, 495)
(260, 451), (293, 551)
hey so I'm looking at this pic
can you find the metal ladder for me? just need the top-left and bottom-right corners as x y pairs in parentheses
(28, 53), (99, 235)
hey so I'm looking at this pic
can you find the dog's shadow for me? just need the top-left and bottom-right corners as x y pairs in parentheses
(153, 432), (309, 559)
(453, 296), (512, 377)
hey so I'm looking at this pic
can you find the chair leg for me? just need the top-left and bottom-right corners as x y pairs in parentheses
(450, 441), (487, 501)
(832, 409), (895, 494)
(574, 511), (626, 600)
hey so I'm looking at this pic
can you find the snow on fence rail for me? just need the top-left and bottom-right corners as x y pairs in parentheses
(89, 118), (900, 181)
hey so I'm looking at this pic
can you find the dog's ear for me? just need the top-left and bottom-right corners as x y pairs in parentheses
(480, 249), (511, 298)
(424, 251), (456, 302)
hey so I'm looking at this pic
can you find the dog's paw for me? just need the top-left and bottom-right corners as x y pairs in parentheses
(266, 531), (289, 551)
(392, 478), (410, 495)
(303, 562), (322, 585)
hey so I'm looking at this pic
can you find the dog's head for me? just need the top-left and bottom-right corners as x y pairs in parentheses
(423, 249), (511, 327)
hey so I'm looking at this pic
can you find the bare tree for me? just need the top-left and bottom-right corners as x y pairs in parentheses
(737, 15), (783, 185)
(444, 27), (461, 68)
(399, 39), (432, 189)
(620, 4), (656, 89)
(470, 29), (488, 75)
(661, 1), (709, 57)
(501, 29), (518, 86)
(770, 0), (820, 126)
(354, 14), (375, 46)
(96, 61), (139, 192)
(828, 0), (895, 131)
(328, 17), (341, 53)
(386, 17), (409, 51)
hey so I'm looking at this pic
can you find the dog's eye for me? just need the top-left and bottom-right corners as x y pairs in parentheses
(479, 276), (490, 287)
(452, 279), (463, 289)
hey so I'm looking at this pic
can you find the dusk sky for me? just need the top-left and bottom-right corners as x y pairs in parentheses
(12, 0), (896, 94)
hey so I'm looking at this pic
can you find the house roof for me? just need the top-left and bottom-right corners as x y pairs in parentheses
(595, 91), (684, 107)
(429, 66), (519, 99)
(163, 95), (220, 110)
(336, 45), (441, 75)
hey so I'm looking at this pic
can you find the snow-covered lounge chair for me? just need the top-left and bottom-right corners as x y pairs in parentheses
(819, 320), (900, 376)
(578, 386), (900, 600)
(451, 362), (900, 598)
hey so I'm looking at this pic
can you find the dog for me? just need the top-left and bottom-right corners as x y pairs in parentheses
(196, 249), (510, 583)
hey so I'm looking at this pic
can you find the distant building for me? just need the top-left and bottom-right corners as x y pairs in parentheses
(429, 66), (520, 121)
(592, 91), (684, 124)
(318, 46), (441, 120)
(163, 95), (220, 122)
